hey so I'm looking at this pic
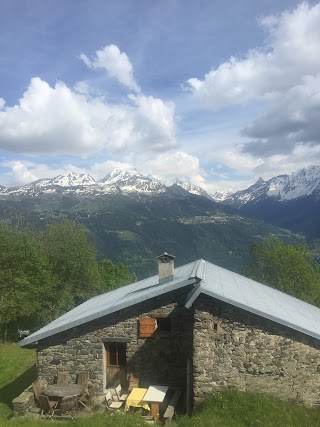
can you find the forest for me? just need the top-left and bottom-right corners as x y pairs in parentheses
(0, 220), (135, 341)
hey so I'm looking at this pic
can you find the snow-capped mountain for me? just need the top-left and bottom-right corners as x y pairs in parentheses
(174, 179), (212, 199)
(0, 169), (208, 198)
(217, 165), (320, 237)
(100, 169), (166, 194)
(221, 166), (320, 208)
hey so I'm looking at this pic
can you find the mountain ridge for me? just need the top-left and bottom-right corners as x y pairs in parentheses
(0, 168), (212, 199)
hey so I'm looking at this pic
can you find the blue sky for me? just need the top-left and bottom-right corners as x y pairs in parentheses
(1, 0), (320, 192)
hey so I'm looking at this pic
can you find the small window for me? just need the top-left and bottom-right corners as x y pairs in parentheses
(105, 342), (126, 367)
(157, 317), (172, 332)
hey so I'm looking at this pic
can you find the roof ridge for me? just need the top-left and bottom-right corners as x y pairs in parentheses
(194, 258), (206, 281)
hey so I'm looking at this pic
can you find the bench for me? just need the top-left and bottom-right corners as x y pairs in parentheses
(163, 389), (181, 425)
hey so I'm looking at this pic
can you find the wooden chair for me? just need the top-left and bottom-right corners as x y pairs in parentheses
(115, 384), (128, 401)
(78, 384), (97, 412)
(32, 379), (43, 402)
(57, 371), (69, 384)
(105, 391), (123, 411)
(77, 372), (89, 391)
(61, 396), (76, 416)
(38, 395), (58, 418)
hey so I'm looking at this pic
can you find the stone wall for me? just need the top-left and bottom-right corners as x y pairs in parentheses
(193, 295), (320, 406)
(37, 289), (194, 393)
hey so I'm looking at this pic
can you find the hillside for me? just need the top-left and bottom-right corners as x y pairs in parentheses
(0, 191), (302, 279)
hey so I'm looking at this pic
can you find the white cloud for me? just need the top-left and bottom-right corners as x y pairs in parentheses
(1, 160), (87, 186)
(80, 44), (140, 93)
(242, 73), (320, 156)
(251, 145), (320, 180)
(0, 77), (176, 156)
(89, 160), (132, 180)
(187, 2), (320, 109)
(129, 94), (177, 151)
(141, 151), (205, 187)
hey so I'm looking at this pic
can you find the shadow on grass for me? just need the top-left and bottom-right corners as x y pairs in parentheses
(0, 364), (37, 409)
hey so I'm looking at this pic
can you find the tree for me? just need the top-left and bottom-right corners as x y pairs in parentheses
(243, 237), (320, 306)
(98, 259), (136, 291)
(41, 220), (102, 313)
(0, 225), (54, 341)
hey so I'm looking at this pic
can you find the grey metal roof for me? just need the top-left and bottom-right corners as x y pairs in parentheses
(19, 259), (320, 346)
(19, 261), (199, 346)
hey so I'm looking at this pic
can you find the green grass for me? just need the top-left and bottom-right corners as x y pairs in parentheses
(175, 390), (320, 427)
(0, 343), (37, 421)
(1, 344), (320, 426)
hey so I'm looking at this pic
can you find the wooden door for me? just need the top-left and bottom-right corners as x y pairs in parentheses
(105, 342), (127, 388)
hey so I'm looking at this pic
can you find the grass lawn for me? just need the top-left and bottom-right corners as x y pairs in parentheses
(0, 343), (37, 421)
(1, 343), (320, 426)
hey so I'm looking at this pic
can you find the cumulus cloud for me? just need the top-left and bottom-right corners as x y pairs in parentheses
(141, 151), (206, 187)
(129, 94), (177, 151)
(1, 160), (87, 186)
(89, 160), (133, 180)
(242, 73), (320, 156)
(0, 77), (176, 156)
(80, 44), (140, 93)
(187, 2), (320, 108)
(251, 144), (320, 179)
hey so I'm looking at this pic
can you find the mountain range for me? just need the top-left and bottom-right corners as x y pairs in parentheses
(214, 165), (320, 237)
(0, 167), (302, 279)
(0, 165), (318, 277)
(0, 169), (210, 198)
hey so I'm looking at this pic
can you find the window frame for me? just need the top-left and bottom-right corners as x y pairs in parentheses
(105, 342), (126, 367)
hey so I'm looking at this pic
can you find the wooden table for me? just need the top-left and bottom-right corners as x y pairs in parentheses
(43, 384), (84, 399)
(125, 388), (150, 412)
(143, 385), (169, 420)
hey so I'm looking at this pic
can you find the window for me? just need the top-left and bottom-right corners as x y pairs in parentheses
(156, 317), (172, 332)
(139, 316), (172, 337)
(104, 342), (126, 367)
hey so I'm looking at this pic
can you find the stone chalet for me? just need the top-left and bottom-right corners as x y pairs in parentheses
(20, 253), (320, 409)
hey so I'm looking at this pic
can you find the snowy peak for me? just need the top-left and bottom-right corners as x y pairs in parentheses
(174, 179), (212, 199)
(33, 172), (97, 188)
(211, 190), (232, 202)
(221, 165), (320, 207)
(100, 168), (166, 194)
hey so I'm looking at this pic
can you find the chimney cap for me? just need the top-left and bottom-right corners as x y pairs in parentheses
(157, 252), (175, 259)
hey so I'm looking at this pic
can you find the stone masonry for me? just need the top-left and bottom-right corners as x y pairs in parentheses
(37, 288), (194, 393)
(193, 294), (320, 406)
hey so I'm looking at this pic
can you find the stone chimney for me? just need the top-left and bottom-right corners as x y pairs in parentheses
(157, 252), (175, 284)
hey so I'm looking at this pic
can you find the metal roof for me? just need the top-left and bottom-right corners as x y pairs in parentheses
(19, 259), (320, 346)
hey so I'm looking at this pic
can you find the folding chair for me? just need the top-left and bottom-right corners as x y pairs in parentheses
(78, 384), (97, 412)
(105, 391), (123, 411)
(77, 372), (89, 392)
(32, 379), (43, 402)
(115, 384), (128, 401)
(61, 396), (76, 417)
(57, 371), (69, 384)
(38, 395), (58, 418)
